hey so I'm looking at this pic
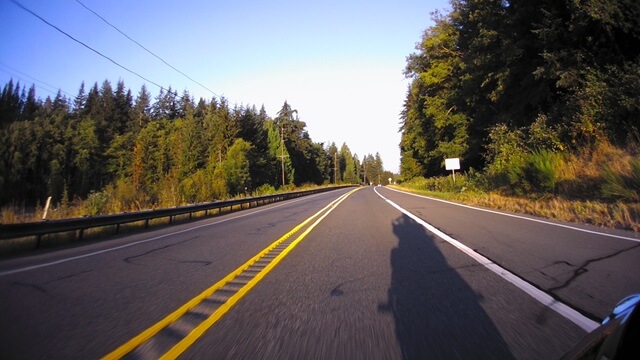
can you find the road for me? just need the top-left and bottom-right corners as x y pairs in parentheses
(0, 186), (638, 359)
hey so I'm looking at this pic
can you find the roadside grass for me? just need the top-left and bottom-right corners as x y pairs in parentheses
(390, 186), (639, 232)
(395, 141), (639, 232)
(0, 183), (353, 254)
(0, 182), (337, 225)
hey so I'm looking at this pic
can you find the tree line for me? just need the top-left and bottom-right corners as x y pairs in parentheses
(400, 0), (640, 181)
(0, 79), (385, 211)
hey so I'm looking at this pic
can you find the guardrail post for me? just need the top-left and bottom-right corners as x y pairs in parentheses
(0, 186), (350, 244)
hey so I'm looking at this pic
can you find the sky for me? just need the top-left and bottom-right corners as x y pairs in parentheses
(0, 0), (451, 173)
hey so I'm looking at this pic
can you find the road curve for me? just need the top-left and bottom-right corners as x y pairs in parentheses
(0, 186), (637, 359)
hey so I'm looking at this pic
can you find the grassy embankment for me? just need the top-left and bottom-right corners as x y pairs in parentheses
(0, 183), (338, 254)
(0, 183), (320, 224)
(397, 143), (639, 232)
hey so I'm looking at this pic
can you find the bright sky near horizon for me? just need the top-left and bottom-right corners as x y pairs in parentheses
(0, 0), (450, 173)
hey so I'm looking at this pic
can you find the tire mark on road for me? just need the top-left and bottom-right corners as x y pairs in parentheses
(124, 236), (199, 265)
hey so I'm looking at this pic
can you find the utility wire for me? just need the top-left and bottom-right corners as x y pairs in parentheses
(10, 0), (172, 96)
(74, 0), (218, 97)
(0, 69), (61, 98)
(0, 62), (74, 97)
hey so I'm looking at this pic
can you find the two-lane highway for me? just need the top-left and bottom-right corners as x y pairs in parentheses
(1, 186), (638, 359)
(377, 186), (640, 321)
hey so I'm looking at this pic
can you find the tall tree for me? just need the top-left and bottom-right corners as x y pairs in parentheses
(72, 81), (86, 117)
(131, 84), (152, 133)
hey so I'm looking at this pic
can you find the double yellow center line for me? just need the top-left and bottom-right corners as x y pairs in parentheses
(103, 188), (359, 359)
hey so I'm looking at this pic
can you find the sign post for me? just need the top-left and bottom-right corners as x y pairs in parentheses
(445, 158), (461, 183)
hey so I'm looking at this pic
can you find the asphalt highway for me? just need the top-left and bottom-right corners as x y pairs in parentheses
(0, 186), (638, 359)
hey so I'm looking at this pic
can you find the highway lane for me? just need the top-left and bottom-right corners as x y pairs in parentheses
(0, 188), (354, 359)
(182, 186), (589, 359)
(378, 186), (640, 321)
(1, 185), (636, 359)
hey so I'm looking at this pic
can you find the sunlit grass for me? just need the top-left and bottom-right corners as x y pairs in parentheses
(393, 186), (639, 232)
(396, 142), (639, 232)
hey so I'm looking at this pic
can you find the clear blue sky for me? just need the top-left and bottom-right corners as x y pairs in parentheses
(0, 0), (450, 173)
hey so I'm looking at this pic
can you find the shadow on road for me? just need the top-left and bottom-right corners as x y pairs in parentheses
(379, 215), (515, 359)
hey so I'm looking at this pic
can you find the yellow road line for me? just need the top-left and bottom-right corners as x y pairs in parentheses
(161, 188), (359, 359)
(102, 188), (359, 360)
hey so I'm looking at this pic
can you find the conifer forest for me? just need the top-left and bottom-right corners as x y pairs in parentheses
(0, 80), (385, 214)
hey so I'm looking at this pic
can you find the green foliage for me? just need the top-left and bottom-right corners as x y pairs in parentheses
(401, 173), (476, 194)
(0, 79), (378, 217)
(362, 153), (384, 184)
(601, 159), (640, 201)
(523, 150), (563, 193)
(221, 139), (253, 196)
(401, 12), (469, 176)
(253, 184), (276, 196)
(484, 123), (527, 178)
(483, 123), (565, 194)
(401, 0), (640, 184)
(84, 191), (109, 216)
(526, 115), (564, 152)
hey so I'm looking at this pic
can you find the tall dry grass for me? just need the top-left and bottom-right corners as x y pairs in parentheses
(397, 142), (640, 232)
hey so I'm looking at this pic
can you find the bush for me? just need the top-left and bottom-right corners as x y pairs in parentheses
(484, 123), (527, 176)
(402, 174), (473, 193)
(523, 150), (563, 193)
(601, 159), (640, 201)
(105, 178), (138, 212)
(253, 184), (276, 196)
(84, 191), (110, 216)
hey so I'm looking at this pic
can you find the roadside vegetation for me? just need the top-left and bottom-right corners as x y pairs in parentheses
(398, 0), (639, 231)
(397, 141), (640, 231)
(0, 81), (386, 224)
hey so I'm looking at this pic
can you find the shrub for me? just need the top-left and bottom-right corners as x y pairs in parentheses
(84, 191), (110, 216)
(484, 123), (527, 176)
(523, 150), (563, 193)
(402, 174), (472, 193)
(253, 184), (276, 196)
(601, 159), (640, 201)
(527, 115), (564, 152)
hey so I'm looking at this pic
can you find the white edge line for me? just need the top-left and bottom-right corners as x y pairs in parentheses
(0, 191), (342, 277)
(385, 186), (639, 243)
(374, 187), (600, 333)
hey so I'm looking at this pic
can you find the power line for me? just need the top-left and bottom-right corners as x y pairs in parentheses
(74, 0), (218, 97)
(0, 69), (60, 98)
(10, 0), (173, 97)
(0, 61), (74, 98)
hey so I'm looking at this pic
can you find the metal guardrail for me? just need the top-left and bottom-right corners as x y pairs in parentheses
(0, 186), (353, 246)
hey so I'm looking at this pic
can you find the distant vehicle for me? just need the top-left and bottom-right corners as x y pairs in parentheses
(561, 294), (639, 359)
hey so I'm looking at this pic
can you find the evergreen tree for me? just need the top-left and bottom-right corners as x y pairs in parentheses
(0, 79), (22, 125)
(21, 84), (39, 121)
(131, 84), (152, 133)
(266, 119), (293, 186)
(221, 138), (253, 195)
(72, 81), (86, 117)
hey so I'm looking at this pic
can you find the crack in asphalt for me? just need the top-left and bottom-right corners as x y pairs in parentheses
(45, 269), (93, 285)
(11, 281), (48, 294)
(8, 269), (94, 297)
(547, 243), (640, 294)
(176, 260), (212, 266)
(253, 210), (307, 233)
(124, 236), (199, 265)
